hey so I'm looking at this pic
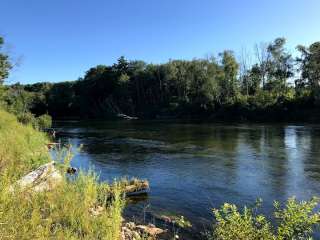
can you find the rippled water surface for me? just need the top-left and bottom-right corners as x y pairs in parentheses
(53, 120), (320, 238)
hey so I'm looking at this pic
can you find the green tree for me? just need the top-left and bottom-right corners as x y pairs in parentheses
(0, 36), (12, 84)
(240, 64), (262, 95)
(219, 51), (239, 104)
(264, 38), (293, 94)
(296, 42), (320, 99)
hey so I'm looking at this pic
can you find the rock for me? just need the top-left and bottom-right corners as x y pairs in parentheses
(136, 224), (166, 236)
(66, 167), (77, 174)
(160, 215), (173, 223)
(125, 222), (136, 230)
(10, 162), (62, 192)
(121, 221), (166, 240)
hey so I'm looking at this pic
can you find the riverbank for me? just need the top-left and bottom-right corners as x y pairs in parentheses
(0, 109), (123, 239)
(0, 108), (177, 240)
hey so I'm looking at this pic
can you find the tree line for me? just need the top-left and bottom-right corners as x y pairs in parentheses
(1, 37), (320, 121)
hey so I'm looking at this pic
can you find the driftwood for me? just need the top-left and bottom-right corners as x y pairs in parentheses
(10, 162), (62, 192)
(117, 113), (139, 120)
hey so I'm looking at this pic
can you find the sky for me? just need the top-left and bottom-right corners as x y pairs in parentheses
(1, 0), (320, 84)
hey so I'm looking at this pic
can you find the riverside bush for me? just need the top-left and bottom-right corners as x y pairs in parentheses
(37, 113), (52, 129)
(212, 197), (320, 240)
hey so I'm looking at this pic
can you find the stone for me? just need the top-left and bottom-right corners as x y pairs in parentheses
(121, 221), (166, 240)
(10, 162), (62, 192)
(66, 167), (77, 175)
(136, 224), (165, 236)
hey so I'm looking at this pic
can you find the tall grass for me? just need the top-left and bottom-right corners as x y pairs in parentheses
(0, 109), (49, 183)
(0, 109), (124, 240)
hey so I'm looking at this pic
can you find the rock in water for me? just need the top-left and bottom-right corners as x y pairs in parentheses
(11, 162), (62, 192)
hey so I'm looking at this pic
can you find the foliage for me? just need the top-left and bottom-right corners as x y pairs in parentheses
(2, 34), (320, 121)
(296, 42), (320, 102)
(211, 197), (320, 240)
(0, 109), (124, 239)
(37, 114), (52, 129)
(0, 36), (12, 84)
(17, 111), (38, 128)
(171, 215), (192, 229)
(274, 197), (320, 240)
(5, 38), (317, 122)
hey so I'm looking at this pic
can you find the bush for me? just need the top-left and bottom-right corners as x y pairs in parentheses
(16, 112), (52, 130)
(212, 201), (275, 240)
(212, 197), (320, 240)
(37, 114), (52, 129)
(17, 112), (39, 129)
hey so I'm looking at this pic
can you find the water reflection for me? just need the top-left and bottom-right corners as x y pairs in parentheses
(54, 121), (320, 238)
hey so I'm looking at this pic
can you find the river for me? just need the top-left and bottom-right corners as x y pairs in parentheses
(53, 120), (320, 238)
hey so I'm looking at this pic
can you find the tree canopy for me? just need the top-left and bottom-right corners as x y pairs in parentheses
(3, 37), (320, 122)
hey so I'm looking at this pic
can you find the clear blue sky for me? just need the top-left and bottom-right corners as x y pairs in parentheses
(1, 0), (320, 84)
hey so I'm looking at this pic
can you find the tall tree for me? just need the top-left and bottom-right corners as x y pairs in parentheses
(296, 42), (320, 97)
(265, 38), (293, 94)
(0, 36), (12, 84)
(220, 51), (239, 103)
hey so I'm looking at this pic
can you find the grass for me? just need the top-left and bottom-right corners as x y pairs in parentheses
(0, 109), (124, 240)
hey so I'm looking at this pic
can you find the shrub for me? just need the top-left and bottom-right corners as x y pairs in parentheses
(212, 202), (275, 240)
(212, 198), (320, 240)
(274, 197), (320, 240)
(37, 114), (52, 129)
(17, 111), (39, 128)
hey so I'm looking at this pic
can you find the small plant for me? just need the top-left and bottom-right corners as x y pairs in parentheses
(173, 215), (192, 229)
(160, 214), (192, 240)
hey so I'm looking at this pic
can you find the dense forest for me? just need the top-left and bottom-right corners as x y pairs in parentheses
(1, 37), (320, 121)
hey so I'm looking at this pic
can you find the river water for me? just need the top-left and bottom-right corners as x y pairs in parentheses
(53, 120), (320, 238)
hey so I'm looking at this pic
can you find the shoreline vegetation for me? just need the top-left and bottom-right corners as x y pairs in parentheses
(1, 35), (320, 239)
(2, 38), (320, 123)
(0, 109), (124, 239)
